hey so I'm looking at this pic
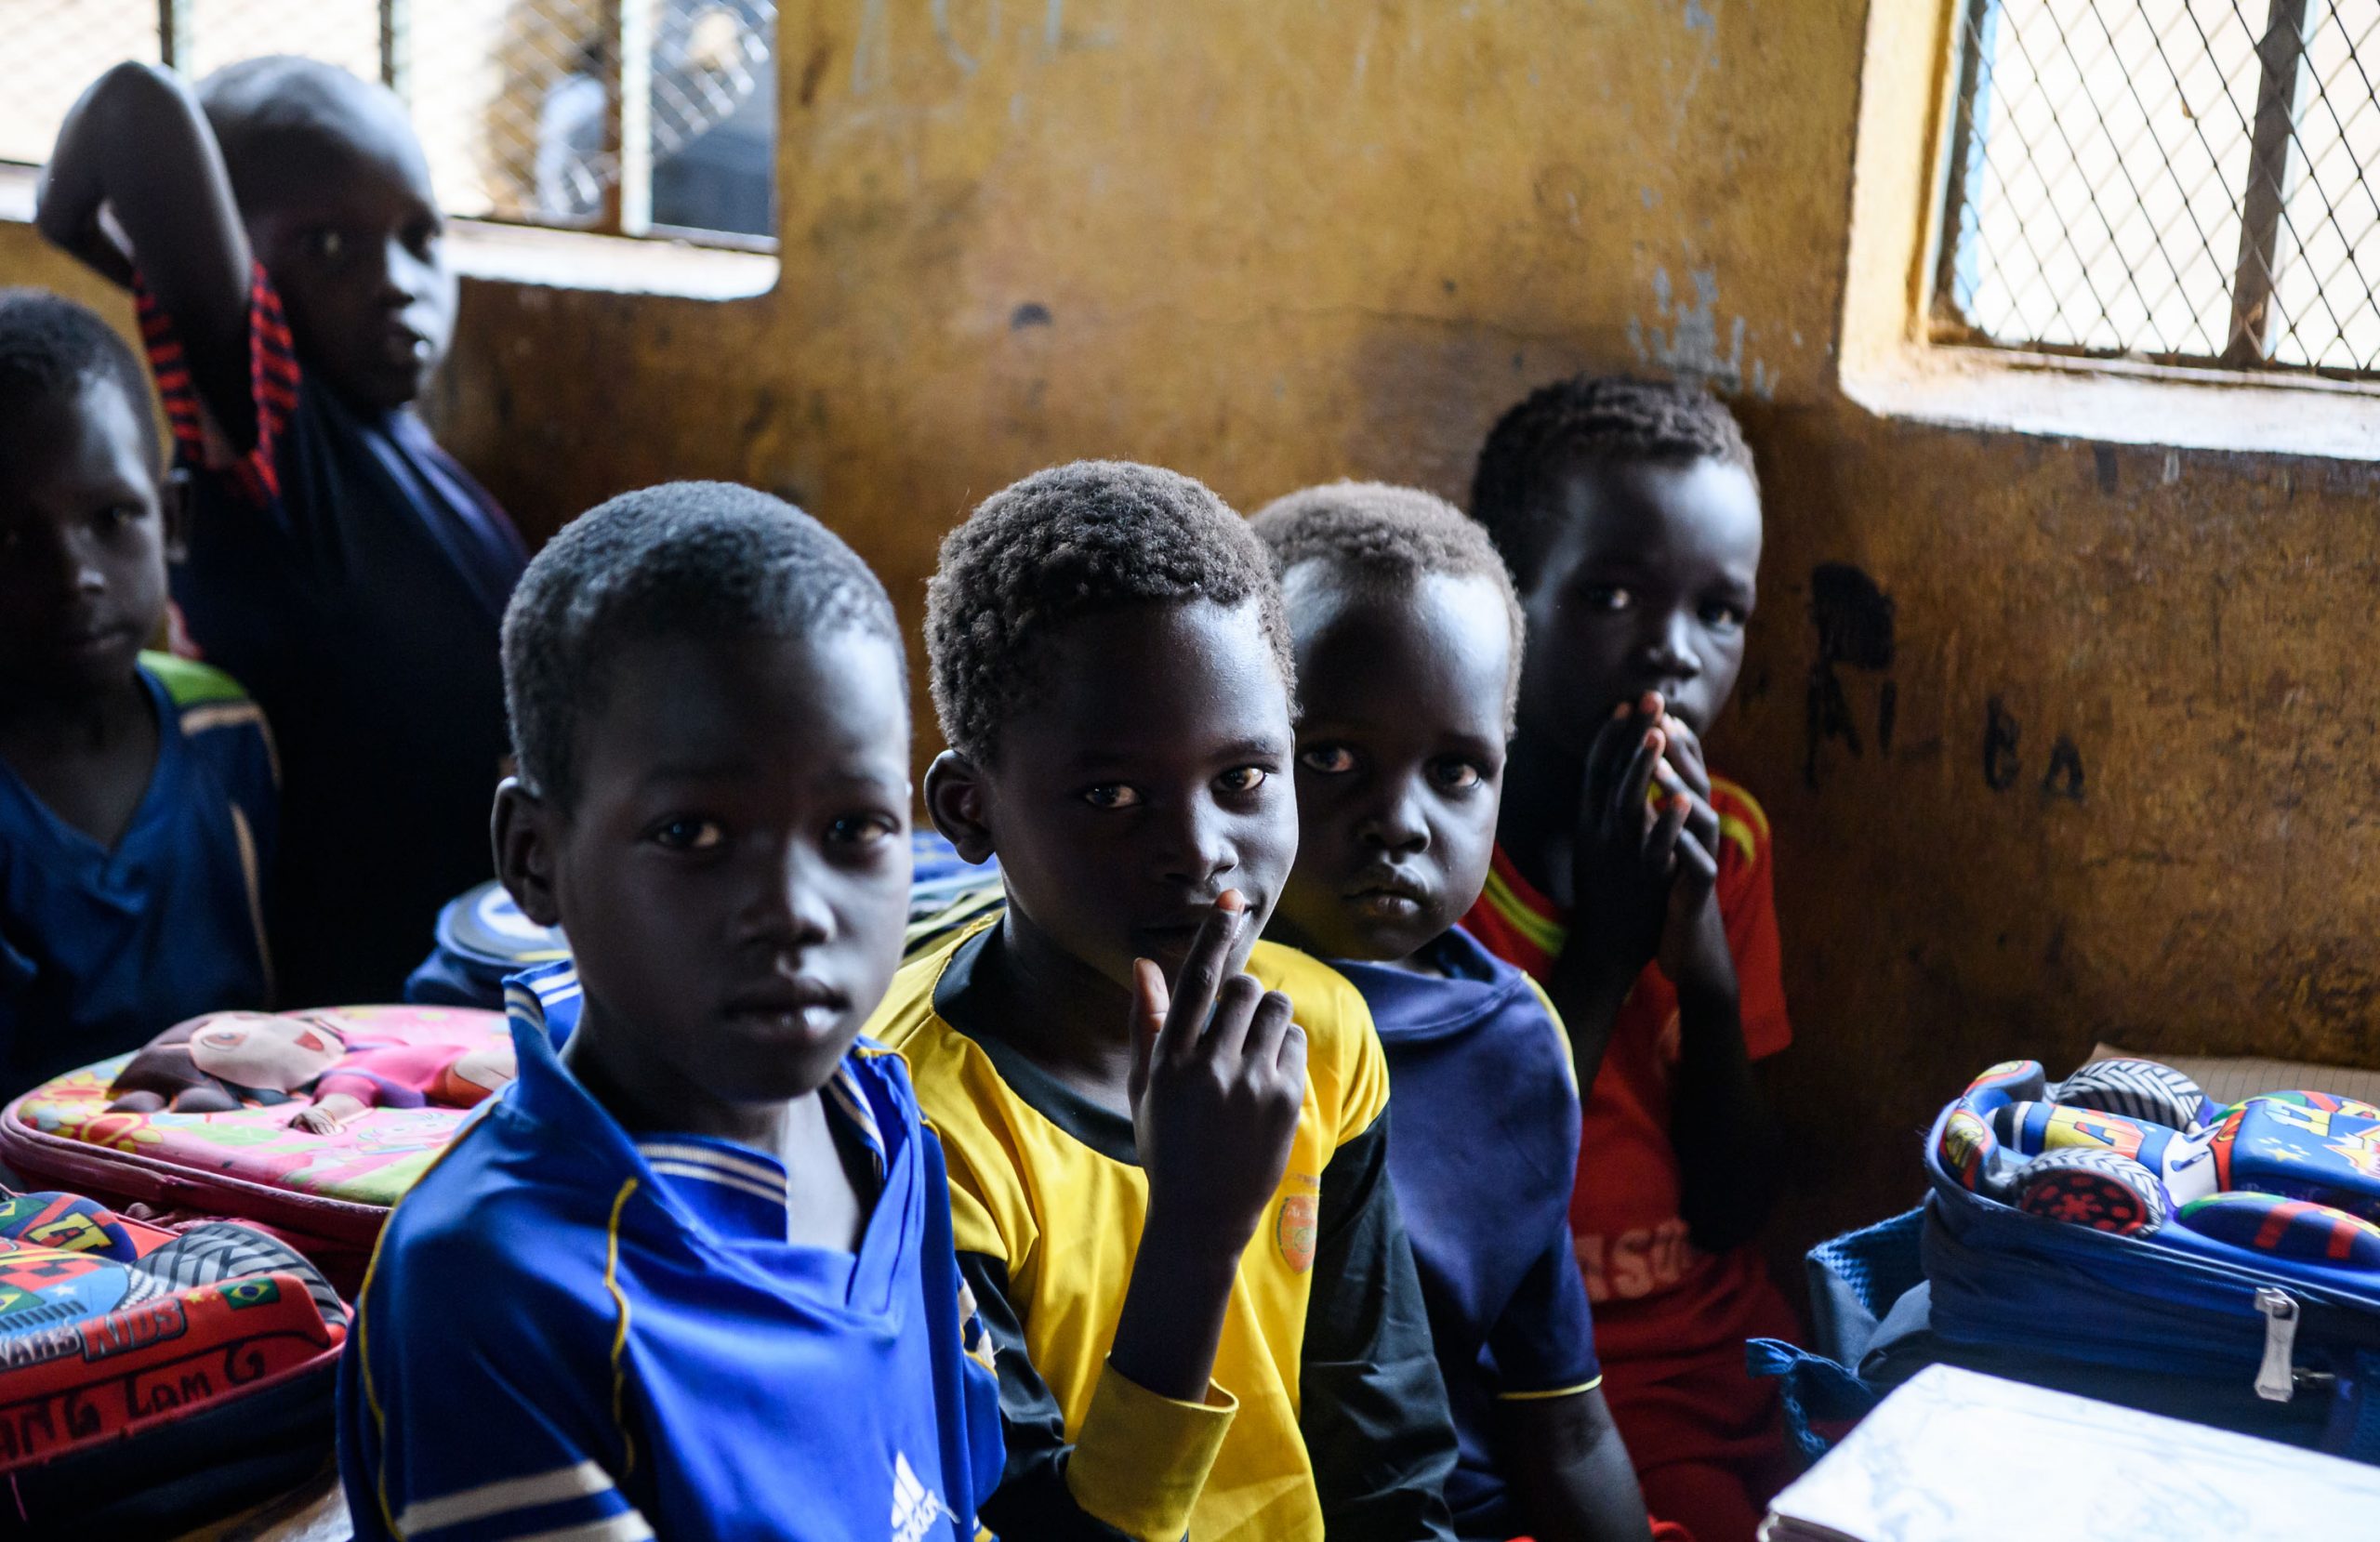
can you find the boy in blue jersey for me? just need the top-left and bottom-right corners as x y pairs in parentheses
(0, 289), (277, 1089)
(1254, 483), (1653, 1542)
(338, 483), (1002, 1542)
(41, 57), (529, 1004)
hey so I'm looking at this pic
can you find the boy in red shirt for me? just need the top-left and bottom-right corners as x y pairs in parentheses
(1460, 376), (1796, 1542)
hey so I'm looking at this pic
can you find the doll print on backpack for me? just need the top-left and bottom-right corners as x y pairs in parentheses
(1937, 1056), (2380, 1280)
(107, 1008), (517, 1132)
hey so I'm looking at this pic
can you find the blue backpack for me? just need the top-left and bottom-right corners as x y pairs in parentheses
(1753, 1059), (2380, 1466)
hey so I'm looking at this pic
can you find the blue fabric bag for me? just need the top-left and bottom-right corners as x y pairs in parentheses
(1753, 1094), (2380, 1466)
(403, 878), (571, 1007)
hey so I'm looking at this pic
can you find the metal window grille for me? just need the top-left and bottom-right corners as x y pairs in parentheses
(1936, 0), (2380, 376)
(0, 0), (775, 245)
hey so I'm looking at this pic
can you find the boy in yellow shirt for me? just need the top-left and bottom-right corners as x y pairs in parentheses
(871, 460), (1457, 1539)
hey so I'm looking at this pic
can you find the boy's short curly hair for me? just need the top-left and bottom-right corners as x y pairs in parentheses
(0, 288), (159, 467)
(925, 460), (1293, 765)
(503, 481), (903, 811)
(1250, 481), (1526, 732)
(1469, 375), (1756, 585)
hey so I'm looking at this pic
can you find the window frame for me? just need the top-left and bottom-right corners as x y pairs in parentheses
(0, 159), (777, 301)
(4, 0), (779, 257)
(1839, 0), (2380, 462)
(1929, 0), (2328, 376)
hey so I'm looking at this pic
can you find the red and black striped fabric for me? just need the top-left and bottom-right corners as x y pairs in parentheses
(134, 261), (299, 507)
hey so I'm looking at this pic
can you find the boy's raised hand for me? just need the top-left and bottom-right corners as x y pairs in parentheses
(37, 63), (256, 443)
(1568, 694), (1693, 979)
(1648, 715), (1737, 1006)
(1108, 890), (1309, 1404)
(1126, 890), (1309, 1257)
(1655, 706), (1713, 808)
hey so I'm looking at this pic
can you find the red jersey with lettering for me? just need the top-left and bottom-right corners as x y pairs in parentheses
(1461, 775), (1793, 1371)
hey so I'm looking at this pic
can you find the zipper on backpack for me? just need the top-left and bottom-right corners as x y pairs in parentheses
(2257, 1287), (2304, 1402)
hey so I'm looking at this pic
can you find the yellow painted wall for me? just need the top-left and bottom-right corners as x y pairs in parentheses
(7, 0), (2378, 1249)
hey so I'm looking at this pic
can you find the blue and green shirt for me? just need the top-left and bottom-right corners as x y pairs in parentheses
(0, 652), (277, 1087)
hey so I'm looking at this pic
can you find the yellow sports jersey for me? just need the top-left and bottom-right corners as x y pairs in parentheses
(871, 918), (1457, 1541)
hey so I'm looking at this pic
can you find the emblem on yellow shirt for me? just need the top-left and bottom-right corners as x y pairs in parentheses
(1276, 1176), (1319, 1272)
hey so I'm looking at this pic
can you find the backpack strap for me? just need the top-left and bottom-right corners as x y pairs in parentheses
(1747, 1338), (1883, 1469)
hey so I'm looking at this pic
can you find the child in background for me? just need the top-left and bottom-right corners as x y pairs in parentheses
(1255, 483), (1654, 1542)
(339, 484), (1000, 1541)
(0, 289), (277, 1089)
(1461, 376), (1795, 1542)
(39, 57), (528, 1005)
(874, 461), (1458, 1540)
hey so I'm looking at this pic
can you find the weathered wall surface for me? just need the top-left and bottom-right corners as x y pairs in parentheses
(7, 0), (2377, 1250)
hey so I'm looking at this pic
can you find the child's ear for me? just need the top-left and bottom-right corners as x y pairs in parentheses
(492, 777), (563, 929)
(160, 468), (191, 562)
(924, 751), (998, 866)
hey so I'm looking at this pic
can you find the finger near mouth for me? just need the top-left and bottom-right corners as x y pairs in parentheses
(1131, 925), (1203, 962)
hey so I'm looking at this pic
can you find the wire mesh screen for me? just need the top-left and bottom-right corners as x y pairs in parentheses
(0, 0), (166, 169)
(1938, 0), (2380, 376)
(0, 0), (774, 243)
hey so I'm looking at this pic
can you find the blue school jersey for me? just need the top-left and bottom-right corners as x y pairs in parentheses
(139, 266), (528, 1006)
(1331, 928), (1601, 1536)
(0, 654), (276, 1087)
(337, 961), (1004, 1542)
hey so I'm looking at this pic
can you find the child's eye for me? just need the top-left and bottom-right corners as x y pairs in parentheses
(652, 817), (725, 850)
(1082, 784), (1142, 811)
(305, 229), (350, 265)
(94, 504), (142, 534)
(1429, 758), (1485, 791)
(1215, 766), (1269, 795)
(1298, 745), (1357, 775)
(1700, 601), (1749, 631)
(826, 813), (898, 846)
(1582, 586), (1632, 612)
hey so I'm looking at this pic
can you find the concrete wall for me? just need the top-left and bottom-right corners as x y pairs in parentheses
(8, 0), (2376, 1251)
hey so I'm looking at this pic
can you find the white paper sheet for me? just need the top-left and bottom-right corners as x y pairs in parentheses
(1762, 1364), (2380, 1541)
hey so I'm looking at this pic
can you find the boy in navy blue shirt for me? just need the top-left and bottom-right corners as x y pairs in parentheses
(0, 289), (278, 1088)
(1255, 482), (1651, 1542)
(338, 483), (1001, 1541)
(39, 56), (528, 1004)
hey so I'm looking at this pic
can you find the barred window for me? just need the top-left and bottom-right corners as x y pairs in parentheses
(0, 0), (776, 247)
(1936, 0), (2378, 377)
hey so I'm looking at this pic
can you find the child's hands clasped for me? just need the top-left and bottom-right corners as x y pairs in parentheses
(1648, 709), (1737, 1008)
(1127, 890), (1309, 1259)
(1571, 693), (1737, 1004)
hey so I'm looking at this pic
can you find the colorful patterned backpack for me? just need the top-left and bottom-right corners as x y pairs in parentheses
(1753, 1057), (2380, 1466)
(0, 1190), (345, 1535)
(0, 1004), (507, 1296)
